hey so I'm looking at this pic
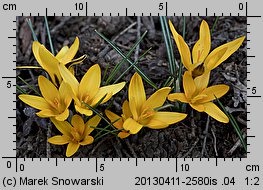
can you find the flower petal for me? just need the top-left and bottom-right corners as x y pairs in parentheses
(84, 115), (101, 135)
(55, 109), (69, 121)
(199, 84), (230, 103)
(129, 97), (138, 121)
(36, 109), (57, 118)
(122, 100), (132, 119)
(183, 71), (196, 99)
(59, 81), (73, 108)
(18, 94), (50, 110)
(59, 37), (79, 64)
(71, 115), (85, 135)
(58, 63), (79, 96)
(129, 73), (146, 113)
(118, 132), (130, 139)
(38, 75), (60, 104)
(194, 71), (210, 92)
(123, 118), (143, 134)
(80, 136), (94, 146)
(169, 20), (192, 70)
(50, 118), (73, 137)
(79, 64), (101, 101)
(90, 82), (125, 106)
(147, 112), (187, 129)
(205, 36), (245, 70)
(48, 135), (69, 145)
(190, 103), (205, 112)
(66, 142), (80, 157)
(105, 110), (123, 130)
(55, 46), (69, 61)
(143, 87), (171, 110)
(37, 43), (62, 85)
(192, 20), (211, 64)
(203, 102), (229, 123)
(168, 93), (188, 103)
(75, 105), (93, 116)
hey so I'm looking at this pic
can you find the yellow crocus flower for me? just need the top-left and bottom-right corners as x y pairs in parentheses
(106, 73), (187, 136)
(48, 115), (101, 157)
(59, 63), (125, 116)
(18, 75), (72, 121)
(169, 20), (245, 79)
(168, 71), (230, 123)
(32, 37), (87, 86)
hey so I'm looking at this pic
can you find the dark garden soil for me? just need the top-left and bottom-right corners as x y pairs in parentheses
(16, 16), (247, 158)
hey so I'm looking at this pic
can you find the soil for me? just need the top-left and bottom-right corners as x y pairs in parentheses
(16, 16), (247, 158)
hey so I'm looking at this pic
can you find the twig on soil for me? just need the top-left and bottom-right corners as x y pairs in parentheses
(46, 122), (52, 158)
(111, 138), (123, 157)
(228, 130), (247, 155)
(125, 139), (138, 158)
(98, 21), (137, 58)
(201, 116), (210, 158)
(51, 17), (72, 35)
(182, 138), (199, 158)
(90, 136), (110, 155)
(211, 126), (218, 157)
(135, 16), (141, 61)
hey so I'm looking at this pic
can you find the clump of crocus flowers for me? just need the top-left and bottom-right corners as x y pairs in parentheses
(18, 18), (245, 157)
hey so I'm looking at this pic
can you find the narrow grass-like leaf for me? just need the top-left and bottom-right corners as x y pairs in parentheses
(95, 30), (158, 89)
(216, 97), (247, 152)
(102, 63), (110, 83)
(16, 84), (27, 94)
(93, 93), (107, 109)
(26, 18), (38, 41)
(93, 118), (120, 139)
(106, 31), (148, 84)
(44, 16), (54, 55)
(82, 101), (115, 130)
(212, 16), (219, 33)
(18, 76), (41, 96)
(113, 47), (152, 84)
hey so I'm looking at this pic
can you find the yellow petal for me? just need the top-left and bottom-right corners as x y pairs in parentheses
(38, 75), (60, 104)
(199, 84), (230, 103)
(203, 102), (229, 123)
(36, 109), (57, 118)
(80, 136), (94, 146)
(122, 100), (132, 119)
(105, 110), (123, 130)
(183, 71), (196, 99)
(75, 105), (93, 116)
(194, 71), (210, 92)
(91, 82), (125, 106)
(55, 46), (69, 61)
(118, 132), (130, 139)
(129, 97), (138, 121)
(18, 94), (50, 110)
(205, 36), (245, 70)
(143, 87), (171, 110)
(147, 112), (187, 129)
(123, 118), (143, 134)
(58, 63), (79, 95)
(66, 142), (80, 157)
(192, 20), (211, 64)
(129, 73), (146, 113)
(169, 20), (192, 70)
(55, 109), (69, 121)
(37, 43), (62, 85)
(85, 115), (101, 135)
(60, 37), (79, 64)
(79, 64), (101, 101)
(190, 103), (205, 112)
(50, 118), (73, 137)
(71, 115), (85, 135)
(168, 93), (188, 103)
(48, 135), (69, 145)
(59, 81), (73, 108)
